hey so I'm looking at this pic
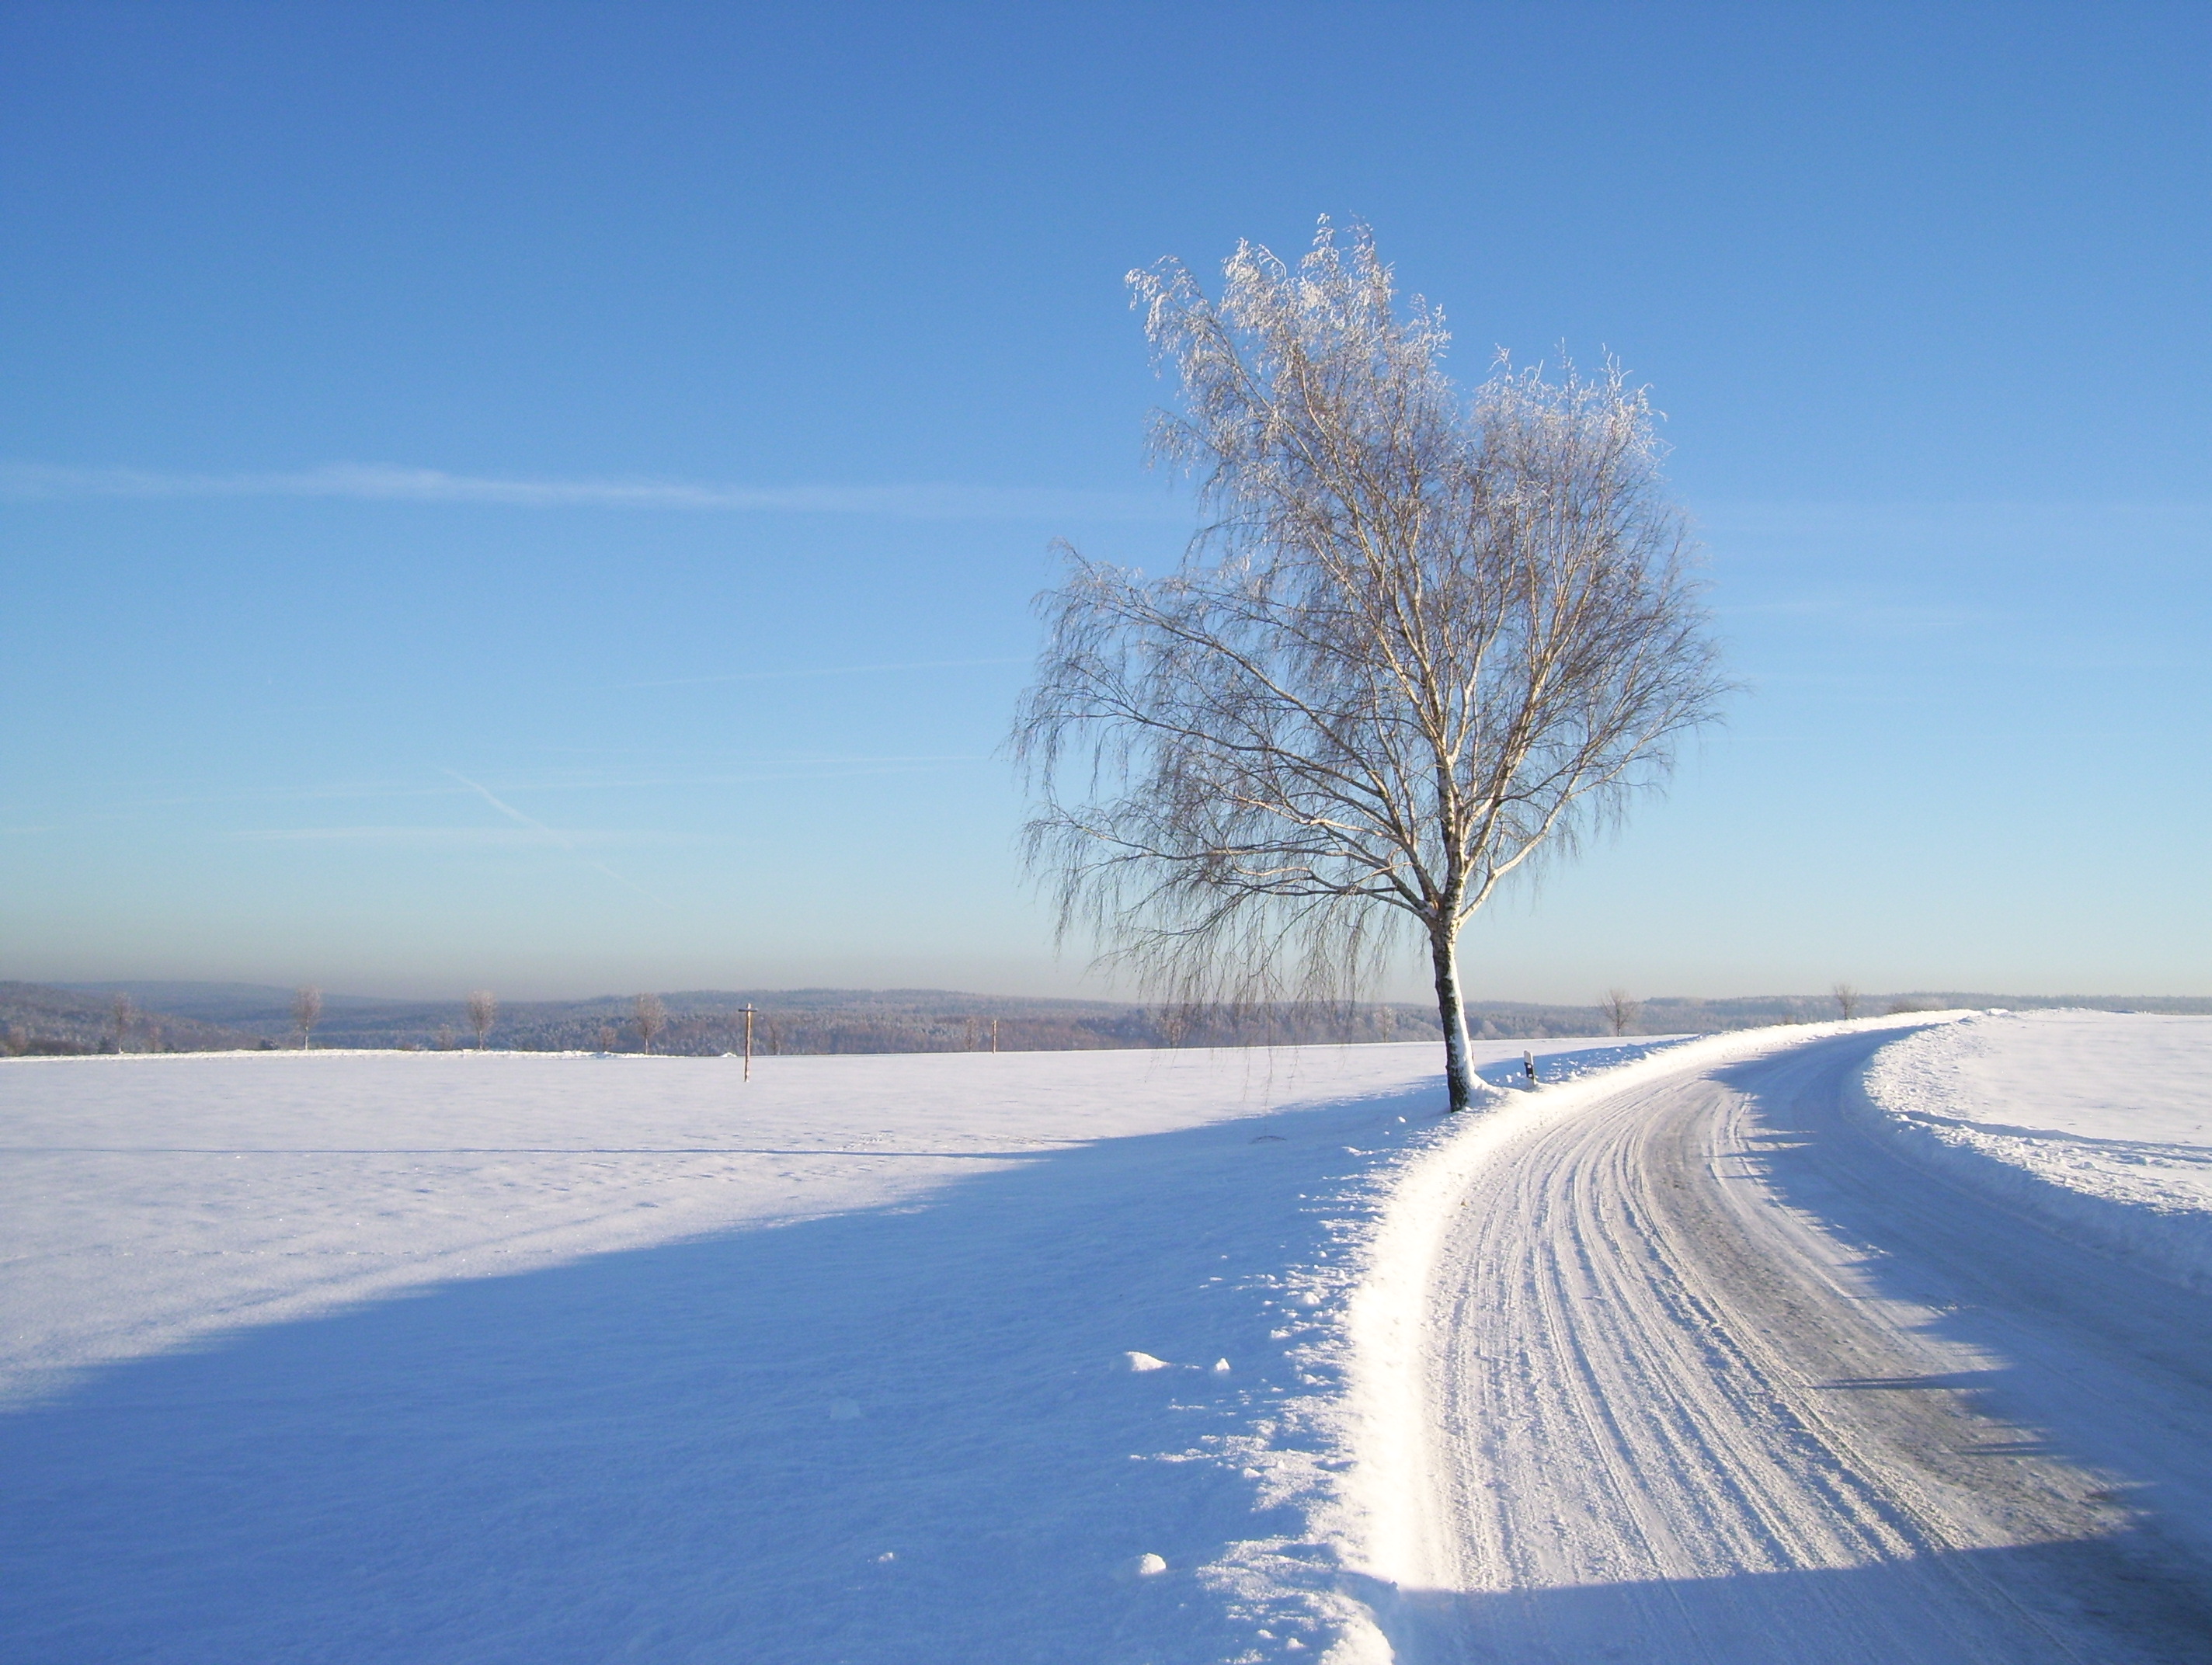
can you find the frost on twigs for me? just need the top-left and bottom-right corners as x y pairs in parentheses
(1125, 1350), (1172, 1372)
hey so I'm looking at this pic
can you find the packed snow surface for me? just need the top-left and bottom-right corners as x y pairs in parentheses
(0, 1037), (1652, 1663)
(1856, 1009), (2212, 1289)
(1341, 1015), (2212, 1663)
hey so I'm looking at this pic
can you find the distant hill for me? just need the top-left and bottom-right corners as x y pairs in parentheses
(8, 980), (2205, 1058)
(0, 982), (267, 1055)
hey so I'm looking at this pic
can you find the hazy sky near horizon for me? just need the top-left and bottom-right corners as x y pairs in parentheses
(4, 2), (2208, 1004)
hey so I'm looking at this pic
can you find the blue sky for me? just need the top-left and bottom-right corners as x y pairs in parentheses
(3, 2), (2207, 1003)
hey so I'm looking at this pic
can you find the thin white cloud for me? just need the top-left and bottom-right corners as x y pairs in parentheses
(1698, 499), (2212, 540)
(0, 461), (1183, 522)
(622, 657), (1025, 689)
(105, 756), (983, 812)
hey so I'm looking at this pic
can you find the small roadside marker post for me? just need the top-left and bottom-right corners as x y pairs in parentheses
(743, 1005), (755, 1082)
(991, 1017), (999, 1054)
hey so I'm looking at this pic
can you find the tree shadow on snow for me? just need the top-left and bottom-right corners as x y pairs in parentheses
(0, 1084), (1435, 1665)
(1348, 1539), (2212, 1665)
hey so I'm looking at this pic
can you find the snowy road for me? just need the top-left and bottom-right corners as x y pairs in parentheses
(1369, 1027), (2212, 1663)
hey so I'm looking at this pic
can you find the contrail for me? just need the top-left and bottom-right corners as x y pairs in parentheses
(444, 770), (673, 909)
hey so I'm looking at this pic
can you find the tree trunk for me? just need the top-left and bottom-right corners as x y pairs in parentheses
(1429, 922), (1480, 1111)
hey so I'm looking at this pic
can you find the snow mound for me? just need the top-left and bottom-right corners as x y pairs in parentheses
(1853, 1010), (2212, 1291)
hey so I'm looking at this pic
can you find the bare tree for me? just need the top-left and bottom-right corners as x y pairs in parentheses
(466, 989), (498, 1051)
(292, 985), (323, 1051)
(635, 992), (666, 1055)
(1600, 988), (1640, 1037)
(596, 1022), (617, 1054)
(110, 992), (135, 1054)
(1013, 223), (1727, 1111)
(1832, 982), (1859, 1020)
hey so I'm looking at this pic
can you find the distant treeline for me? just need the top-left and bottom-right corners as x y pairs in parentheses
(496, 996), (1442, 1057)
(5, 980), (2208, 1058)
(0, 983), (1445, 1056)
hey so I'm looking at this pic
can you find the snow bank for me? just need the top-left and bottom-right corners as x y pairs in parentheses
(1852, 1010), (2212, 1292)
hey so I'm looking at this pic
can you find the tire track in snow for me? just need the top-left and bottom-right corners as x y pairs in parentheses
(1347, 1026), (2212, 1663)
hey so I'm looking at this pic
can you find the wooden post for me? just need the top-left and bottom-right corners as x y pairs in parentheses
(991, 1017), (999, 1054)
(743, 1005), (754, 1082)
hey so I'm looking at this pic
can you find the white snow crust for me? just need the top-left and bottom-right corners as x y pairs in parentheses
(1854, 1010), (2212, 1290)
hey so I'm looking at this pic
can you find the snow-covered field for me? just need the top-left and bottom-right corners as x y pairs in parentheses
(10, 1013), (2211, 1664)
(1856, 1010), (2212, 1291)
(0, 1036), (1654, 1663)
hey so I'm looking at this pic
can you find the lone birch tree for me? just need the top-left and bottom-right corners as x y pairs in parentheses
(635, 992), (666, 1055)
(1012, 223), (1727, 1111)
(292, 985), (322, 1051)
(466, 989), (498, 1051)
(1600, 988), (1640, 1037)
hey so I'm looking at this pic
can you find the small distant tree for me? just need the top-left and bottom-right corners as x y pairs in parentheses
(466, 989), (498, 1051)
(635, 992), (666, 1055)
(110, 992), (136, 1054)
(292, 985), (323, 1050)
(596, 1022), (617, 1054)
(5, 1022), (28, 1056)
(434, 1022), (456, 1051)
(1600, 988), (1639, 1037)
(1832, 982), (1859, 1020)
